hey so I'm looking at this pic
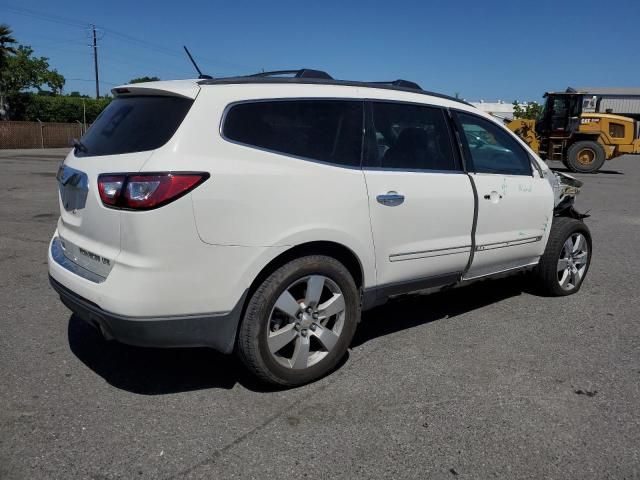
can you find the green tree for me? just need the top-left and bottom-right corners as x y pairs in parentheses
(512, 100), (542, 120)
(129, 76), (160, 84)
(0, 25), (66, 119)
(0, 24), (18, 118)
(1, 45), (64, 94)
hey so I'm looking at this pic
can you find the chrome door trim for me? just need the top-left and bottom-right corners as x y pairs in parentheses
(389, 245), (471, 262)
(462, 259), (539, 281)
(475, 236), (542, 252)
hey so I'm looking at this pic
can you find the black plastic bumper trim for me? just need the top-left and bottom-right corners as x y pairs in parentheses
(49, 275), (247, 353)
(361, 271), (461, 310)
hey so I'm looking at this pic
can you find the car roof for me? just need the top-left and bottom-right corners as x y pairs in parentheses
(112, 69), (494, 122)
(114, 68), (473, 108)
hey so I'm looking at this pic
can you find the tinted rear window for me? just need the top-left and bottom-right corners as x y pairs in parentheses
(222, 100), (363, 167)
(366, 102), (458, 171)
(75, 96), (193, 157)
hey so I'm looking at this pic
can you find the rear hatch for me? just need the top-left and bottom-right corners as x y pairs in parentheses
(56, 83), (198, 279)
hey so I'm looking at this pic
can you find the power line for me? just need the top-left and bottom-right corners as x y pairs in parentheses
(4, 3), (256, 73)
(2, 2), (260, 79)
(99, 54), (184, 78)
(1, 4), (89, 28)
(16, 32), (88, 45)
(101, 29), (254, 73)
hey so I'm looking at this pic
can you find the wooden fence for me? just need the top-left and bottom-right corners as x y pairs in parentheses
(0, 121), (86, 149)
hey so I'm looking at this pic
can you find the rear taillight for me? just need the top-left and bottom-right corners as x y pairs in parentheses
(97, 172), (209, 210)
(98, 175), (125, 206)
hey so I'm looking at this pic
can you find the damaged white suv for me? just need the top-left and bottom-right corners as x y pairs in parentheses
(49, 69), (591, 386)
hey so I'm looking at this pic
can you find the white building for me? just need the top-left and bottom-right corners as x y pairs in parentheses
(470, 100), (516, 120)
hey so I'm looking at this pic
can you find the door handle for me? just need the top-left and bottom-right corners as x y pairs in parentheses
(376, 191), (405, 206)
(483, 191), (503, 202)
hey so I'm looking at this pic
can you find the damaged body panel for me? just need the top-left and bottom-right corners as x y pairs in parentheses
(545, 170), (588, 218)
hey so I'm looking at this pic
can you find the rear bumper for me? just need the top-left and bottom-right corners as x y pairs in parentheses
(49, 275), (246, 353)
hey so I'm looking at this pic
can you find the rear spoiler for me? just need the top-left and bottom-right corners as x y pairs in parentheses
(111, 80), (200, 99)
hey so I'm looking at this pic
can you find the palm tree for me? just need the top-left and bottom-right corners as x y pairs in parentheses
(0, 24), (17, 119)
(0, 24), (17, 60)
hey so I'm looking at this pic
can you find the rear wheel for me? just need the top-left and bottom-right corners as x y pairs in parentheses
(236, 255), (359, 387)
(565, 141), (605, 173)
(533, 217), (592, 296)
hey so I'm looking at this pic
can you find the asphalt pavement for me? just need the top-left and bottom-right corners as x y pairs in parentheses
(1, 149), (638, 479)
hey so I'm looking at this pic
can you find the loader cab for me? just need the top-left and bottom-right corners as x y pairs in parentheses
(536, 93), (583, 138)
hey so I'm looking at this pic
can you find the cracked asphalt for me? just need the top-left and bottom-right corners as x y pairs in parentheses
(1, 149), (639, 479)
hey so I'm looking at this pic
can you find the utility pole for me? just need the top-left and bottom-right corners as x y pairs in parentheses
(91, 24), (99, 99)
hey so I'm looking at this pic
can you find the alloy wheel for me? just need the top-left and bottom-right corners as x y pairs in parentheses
(557, 233), (589, 291)
(267, 275), (346, 369)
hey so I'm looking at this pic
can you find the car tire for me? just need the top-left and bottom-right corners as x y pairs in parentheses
(565, 141), (606, 173)
(236, 255), (360, 387)
(533, 217), (592, 296)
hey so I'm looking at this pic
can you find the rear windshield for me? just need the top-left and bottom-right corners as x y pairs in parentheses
(75, 95), (193, 157)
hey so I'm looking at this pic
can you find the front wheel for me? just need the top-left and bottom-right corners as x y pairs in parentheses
(236, 255), (360, 387)
(533, 217), (592, 296)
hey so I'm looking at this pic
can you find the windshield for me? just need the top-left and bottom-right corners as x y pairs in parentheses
(75, 95), (193, 157)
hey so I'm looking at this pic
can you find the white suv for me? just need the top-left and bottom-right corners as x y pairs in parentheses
(49, 69), (592, 386)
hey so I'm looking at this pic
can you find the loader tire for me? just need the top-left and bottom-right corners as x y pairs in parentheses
(565, 141), (605, 173)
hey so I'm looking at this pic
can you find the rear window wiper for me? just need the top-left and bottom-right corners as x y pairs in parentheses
(72, 138), (88, 154)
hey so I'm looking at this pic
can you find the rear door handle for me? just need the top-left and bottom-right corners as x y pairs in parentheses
(376, 191), (405, 206)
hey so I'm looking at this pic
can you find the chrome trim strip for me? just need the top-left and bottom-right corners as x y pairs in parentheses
(475, 236), (542, 252)
(389, 245), (471, 262)
(462, 260), (539, 281)
(51, 237), (106, 284)
(363, 167), (464, 174)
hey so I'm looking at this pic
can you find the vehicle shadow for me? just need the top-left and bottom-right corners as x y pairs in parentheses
(352, 275), (527, 347)
(68, 316), (260, 394)
(68, 276), (529, 395)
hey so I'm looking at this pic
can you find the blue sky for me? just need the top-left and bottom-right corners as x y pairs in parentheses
(3, 0), (639, 102)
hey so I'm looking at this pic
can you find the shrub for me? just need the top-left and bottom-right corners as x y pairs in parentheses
(5, 93), (111, 123)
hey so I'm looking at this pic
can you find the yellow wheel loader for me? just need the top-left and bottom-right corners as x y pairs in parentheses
(507, 91), (640, 173)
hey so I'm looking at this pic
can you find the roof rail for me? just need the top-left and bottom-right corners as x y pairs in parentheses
(247, 69), (333, 80)
(198, 71), (470, 106)
(368, 79), (422, 91)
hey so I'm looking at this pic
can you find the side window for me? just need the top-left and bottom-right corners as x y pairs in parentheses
(222, 100), (363, 167)
(456, 112), (532, 175)
(366, 102), (458, 171)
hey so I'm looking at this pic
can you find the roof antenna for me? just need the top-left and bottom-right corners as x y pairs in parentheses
(183, 46), (213, 79)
